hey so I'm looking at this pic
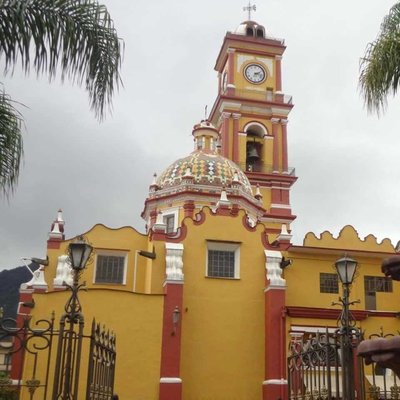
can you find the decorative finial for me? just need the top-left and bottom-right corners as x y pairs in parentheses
(204, 105), (208, 120)
(243, 2), (256, 21)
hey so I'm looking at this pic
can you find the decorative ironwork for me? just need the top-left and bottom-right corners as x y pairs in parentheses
(86, 321), (116, 399)
(0, 238), (117, 399)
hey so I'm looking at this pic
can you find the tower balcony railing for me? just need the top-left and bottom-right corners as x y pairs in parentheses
(222, 87), (293, 105)
(238, 162), (296, 176)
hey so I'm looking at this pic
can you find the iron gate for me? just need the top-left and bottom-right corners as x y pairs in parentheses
(0, 309), (116, 400)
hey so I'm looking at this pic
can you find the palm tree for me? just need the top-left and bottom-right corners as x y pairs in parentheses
(360, 2), (400, 115)
(0, 0), (122, 197)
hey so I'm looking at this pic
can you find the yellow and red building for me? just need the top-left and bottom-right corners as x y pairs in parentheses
(14, 16), (400, 400)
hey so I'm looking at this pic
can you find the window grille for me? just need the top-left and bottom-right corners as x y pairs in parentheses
(95, 255), (125, 284)
(207, 250), (235, 278)
(320, 273), (339, 293)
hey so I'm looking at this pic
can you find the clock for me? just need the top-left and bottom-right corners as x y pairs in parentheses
(244, 63), (266, 84)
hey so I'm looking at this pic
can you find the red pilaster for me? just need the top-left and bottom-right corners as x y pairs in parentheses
(227, 48), (235, 85)
(232, 113), (241, 163)
(183, 200), (195, 218)
(271, 118), (280, 172)
(159, 282), (184, 400)
(221, 113), (230, 158)
(281, 119), (288, 173)
(263, 251), (288, 400)
(11, 290), (34, 381)
(275, 55), (282, 92)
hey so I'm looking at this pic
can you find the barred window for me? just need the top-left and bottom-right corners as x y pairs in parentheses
(320, 273), (339, 293)
(163, 215), (175, 234)
(364, 276), (393, 293)
(206, 241), (240, 279)
(208, 250), (235, 278)
(95, 255), (126, 284)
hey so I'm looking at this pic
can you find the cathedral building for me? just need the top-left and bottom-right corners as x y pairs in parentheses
(11, 15), (400, 400)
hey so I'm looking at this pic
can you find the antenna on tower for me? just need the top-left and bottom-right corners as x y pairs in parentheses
(243, 2), (256, 21)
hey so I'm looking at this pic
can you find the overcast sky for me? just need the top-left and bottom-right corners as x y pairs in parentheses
(0, 0), (399, 270)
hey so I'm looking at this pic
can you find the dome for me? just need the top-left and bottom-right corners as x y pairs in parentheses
(234, 20), (266, 38)
(157, 151), (253, 196)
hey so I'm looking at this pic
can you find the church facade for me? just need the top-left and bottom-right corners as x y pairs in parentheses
(13, 16), (400, 400)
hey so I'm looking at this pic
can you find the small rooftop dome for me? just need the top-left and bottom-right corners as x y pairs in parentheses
(234, 20), (266, 38)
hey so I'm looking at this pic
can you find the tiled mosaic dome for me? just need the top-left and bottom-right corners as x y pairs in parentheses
(157, 151), (253, 196)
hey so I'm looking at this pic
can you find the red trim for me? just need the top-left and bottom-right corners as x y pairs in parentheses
(232, 116), (239, 163)
(47, 239), (61, 249)
(286, 306), (372, 320)
(193, 210), (206, 225)
(143, 189), (265, 214)
(264, 289), (287, 400)
(11, 291), (34, 380)
(242, 214), (256, 232)
(272, 121), (279, 172)
(222, 115), (230, 158)
(227, 50), (234, 85)
(183, 201), (195, 218)
(276, 57), (282, 92)
(281, 122), (288, 172)
(159, 283), (183, 400)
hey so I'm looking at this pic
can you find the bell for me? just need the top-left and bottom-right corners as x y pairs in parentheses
(246, 143), (260, 161)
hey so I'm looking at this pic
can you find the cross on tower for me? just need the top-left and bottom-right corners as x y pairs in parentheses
(243, 2), (256, 21)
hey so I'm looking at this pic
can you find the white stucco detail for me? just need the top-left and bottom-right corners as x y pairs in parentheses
(21, 264), (48, 290)
(264, 250), (286, 287)
(165, 243), (184, 281)
(276, 223), (293, 242)
(263, 379), (288, 385)
(53, 255), (73, 287)
(160, 377), (182, 384)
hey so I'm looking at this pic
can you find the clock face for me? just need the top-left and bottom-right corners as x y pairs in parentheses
(244, 64), (266, 84)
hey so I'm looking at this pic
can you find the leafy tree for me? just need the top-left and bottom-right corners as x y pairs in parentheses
(0, 0), (122, 197)
(360, 2), (400, 115)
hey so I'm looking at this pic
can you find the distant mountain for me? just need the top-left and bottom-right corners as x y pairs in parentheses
(0, 264), (38, 319)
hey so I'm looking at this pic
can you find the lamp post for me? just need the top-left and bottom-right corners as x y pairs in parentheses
(334, 256), (359, 400)
(52, 236), (93, 400)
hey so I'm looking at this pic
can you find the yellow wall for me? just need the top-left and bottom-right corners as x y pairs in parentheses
(234, 52), (275, 92)
(20, 288), (163, 399)
(180, 208), (266, 400)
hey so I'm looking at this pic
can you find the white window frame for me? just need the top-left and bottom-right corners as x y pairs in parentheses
(93, 251), (128, 285)
(206, 241), (240, 279)
(162, 208), (179, 233)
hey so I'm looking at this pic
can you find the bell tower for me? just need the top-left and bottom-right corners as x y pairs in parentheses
(209, 15), (296, 232)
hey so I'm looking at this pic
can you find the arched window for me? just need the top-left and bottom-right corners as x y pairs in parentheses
(244, 123), (267, 172)
(246, 27), (254, 36)
(256, 28), (264, 38)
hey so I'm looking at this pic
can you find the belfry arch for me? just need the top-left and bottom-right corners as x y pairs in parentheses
(244, 122), (268, 172)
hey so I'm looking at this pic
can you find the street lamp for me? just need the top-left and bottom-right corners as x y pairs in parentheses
(334, 256), (360, 400)
(52, 236), (93, 400)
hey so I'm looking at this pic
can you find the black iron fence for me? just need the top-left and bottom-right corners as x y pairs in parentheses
(288, 328), (400, 400)
(0, 310), (116, 400)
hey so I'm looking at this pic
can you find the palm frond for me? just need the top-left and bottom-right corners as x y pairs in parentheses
(360, 2), (400, 115)
(0, 0), (122, 120)
(0, 90), (23, 197)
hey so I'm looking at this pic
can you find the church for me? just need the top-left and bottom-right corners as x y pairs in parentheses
(10, 11), (400, 400)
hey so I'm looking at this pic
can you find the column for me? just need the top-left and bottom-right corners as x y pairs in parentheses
(263, 250), (288, 400)
(271, 118), (280, 173)
(227, 49), (235, 84)
(159, 243), (184, 400)
(281, 119), (288, 173)
(221, 112), (231, 158)
(275, 55), (282, 92)
(232, 113), (241, 163)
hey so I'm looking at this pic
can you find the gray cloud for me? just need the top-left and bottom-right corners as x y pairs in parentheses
(1, 0), (399, 269)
